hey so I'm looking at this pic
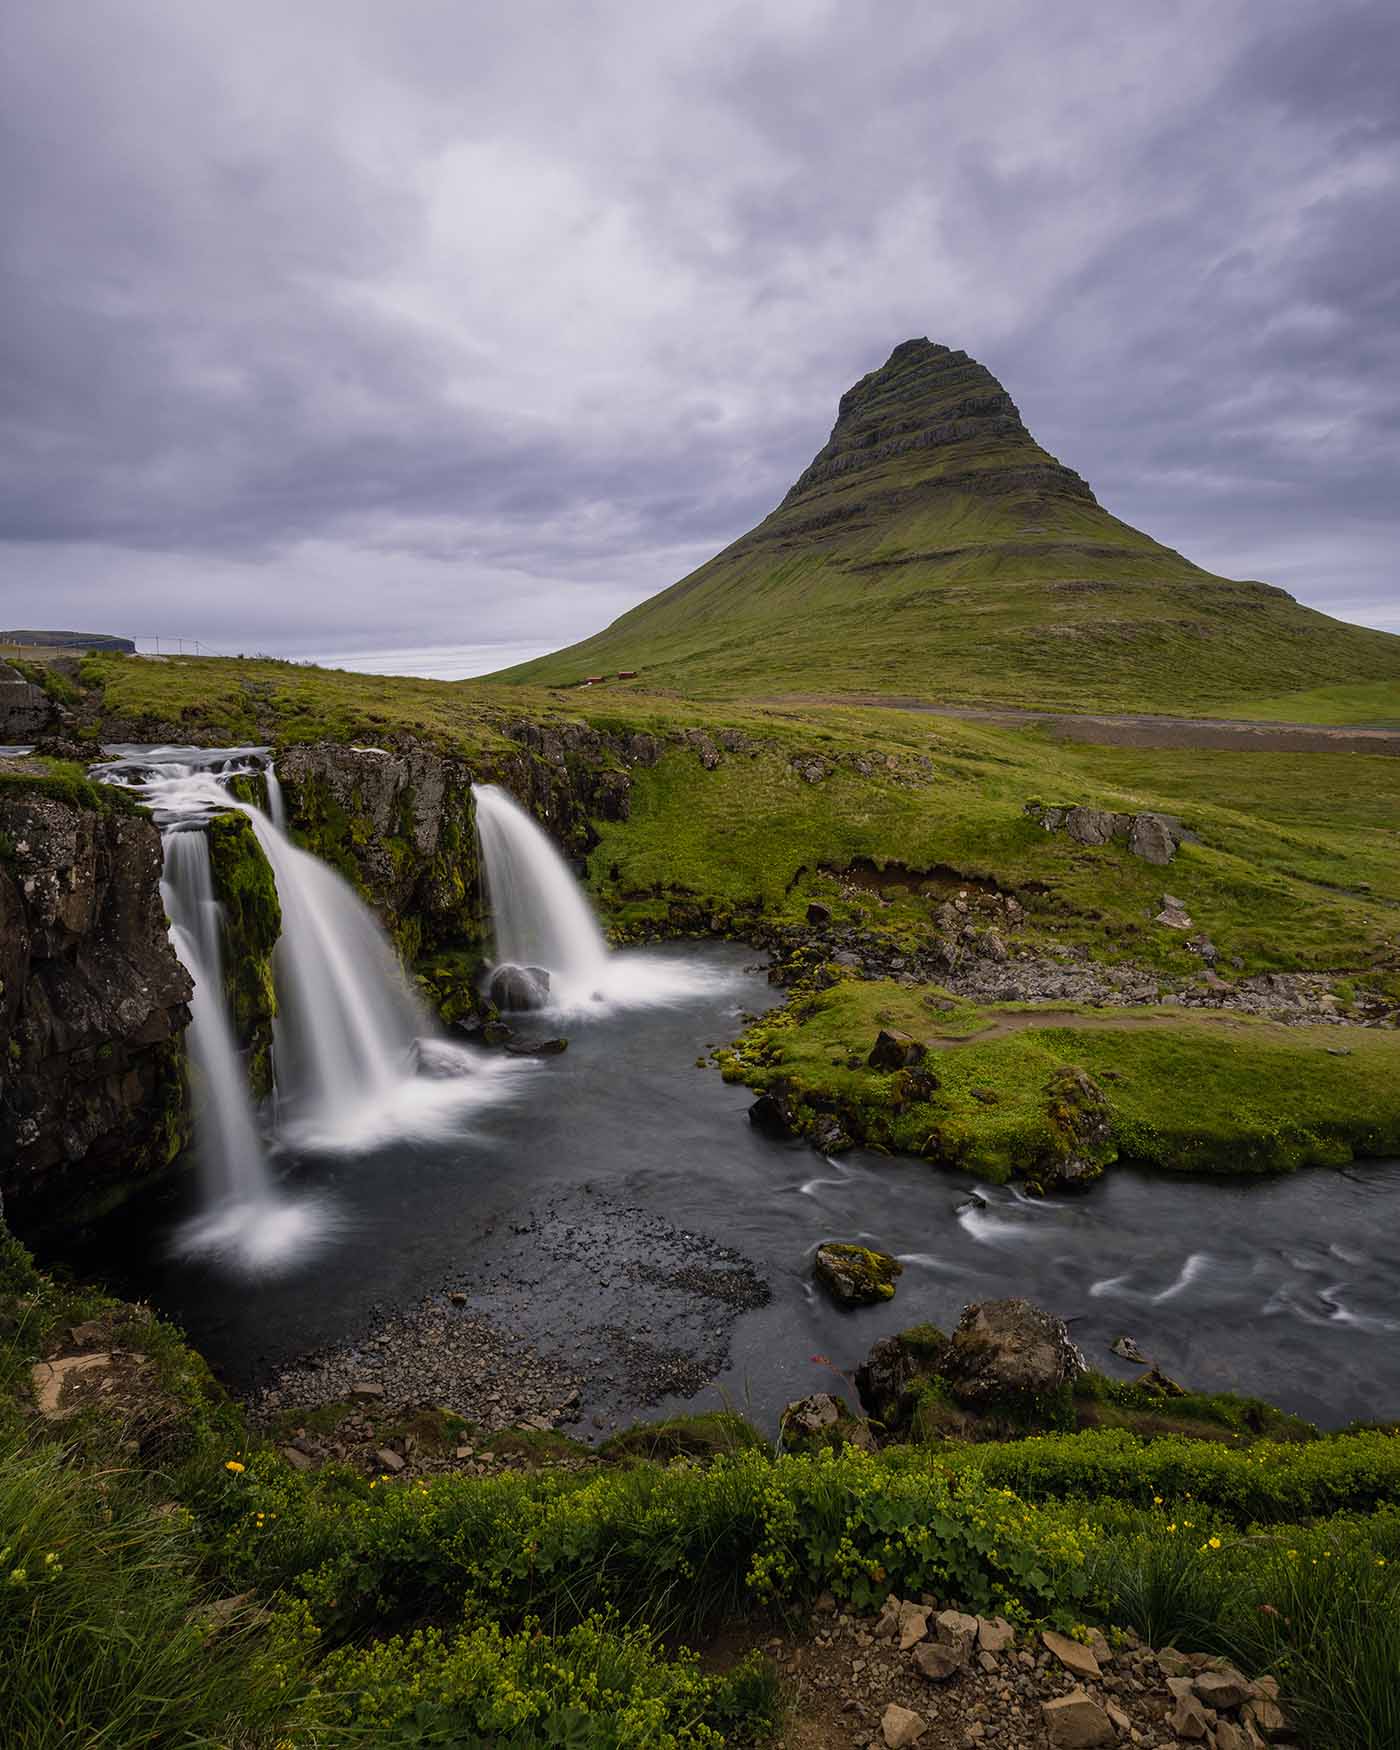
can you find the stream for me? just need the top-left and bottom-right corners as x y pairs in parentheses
(77, 941), (1400, 1434)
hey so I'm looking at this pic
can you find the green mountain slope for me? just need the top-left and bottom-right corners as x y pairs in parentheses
(490, 339), (1400, 712)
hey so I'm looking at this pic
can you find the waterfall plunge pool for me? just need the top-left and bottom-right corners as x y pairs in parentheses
(71, 939), (1400, 1434)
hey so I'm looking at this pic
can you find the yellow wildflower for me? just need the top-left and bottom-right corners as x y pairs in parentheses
(224, 1460), (245, 1475)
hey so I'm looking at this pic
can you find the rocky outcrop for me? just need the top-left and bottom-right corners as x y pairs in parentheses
(0, 772), (192, 1228)
(0, 662), (56, 743)
(938, 1298), (1085, 1414)
(1024, 801), (1196, 865)
(779, 1390), (877, 1454)
(206, 811), (280, 1097)
(274, 725), (658, 973)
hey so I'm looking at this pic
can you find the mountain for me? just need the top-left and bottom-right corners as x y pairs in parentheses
(489, 339), (1400, 711)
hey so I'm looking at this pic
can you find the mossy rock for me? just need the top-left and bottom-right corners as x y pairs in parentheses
(778, 1391), (877, 1455)
(599, 1411), (767, 1464)
(812, 1242), (903, 1308)
(206, 811), (281, 1098)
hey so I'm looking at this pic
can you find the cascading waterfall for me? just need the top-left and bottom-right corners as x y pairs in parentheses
(471, 784), (611, 1000)
(240, 809), (428, 1135)
(470, 781), (732, 1011)
(160, 827), (275, 1214)
(94, 745), (514, 1263)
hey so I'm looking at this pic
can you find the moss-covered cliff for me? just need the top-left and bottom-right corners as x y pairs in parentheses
(205, 811), (280, 1100)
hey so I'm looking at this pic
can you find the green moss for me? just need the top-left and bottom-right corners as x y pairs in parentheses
(0, 761), (145, 817)
(206, 812), (280, 1099)
(599, 1411), (768, 1464)
(725, 977), (1400, 1182)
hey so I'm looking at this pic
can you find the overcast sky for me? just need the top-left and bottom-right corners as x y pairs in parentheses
(2, 1), (1396, 673)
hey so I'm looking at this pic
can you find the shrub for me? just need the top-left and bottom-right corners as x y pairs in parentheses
(318, 1613), (779, 1747)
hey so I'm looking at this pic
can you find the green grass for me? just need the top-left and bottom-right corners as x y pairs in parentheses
(1220, 680), (1400, 727)
(719, 978), (1400, 1177)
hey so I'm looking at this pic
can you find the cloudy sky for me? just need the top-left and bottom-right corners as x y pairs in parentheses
(2, 1), (1396, 673)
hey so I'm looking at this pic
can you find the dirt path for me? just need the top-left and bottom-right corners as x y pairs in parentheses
(771, 695), (1400, 755)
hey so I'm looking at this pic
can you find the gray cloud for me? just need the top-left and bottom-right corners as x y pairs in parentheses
(1, 0), (1396, 663)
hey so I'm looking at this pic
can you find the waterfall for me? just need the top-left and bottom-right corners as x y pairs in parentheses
(161, 828), (273, 1211)
(240, 810), (428, 1132)
(264, 764), (287, 831)
(96, 743), (514, 1190)
(470, 781), (730, 1012)
(471, 784), (610, 999)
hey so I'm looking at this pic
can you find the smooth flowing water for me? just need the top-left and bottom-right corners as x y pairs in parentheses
(72, 750), (1400, 1431)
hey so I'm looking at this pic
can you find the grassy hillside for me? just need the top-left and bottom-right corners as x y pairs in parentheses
(489, 340), (1400, 713)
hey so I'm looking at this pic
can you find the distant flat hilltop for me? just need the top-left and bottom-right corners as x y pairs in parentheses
(2, 629), (135, 652)
(488, 339), (1400, 714)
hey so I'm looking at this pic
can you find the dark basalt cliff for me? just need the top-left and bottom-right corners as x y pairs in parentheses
(0, 778), (192, 1230)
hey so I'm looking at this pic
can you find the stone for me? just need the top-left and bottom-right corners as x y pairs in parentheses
(1242, 1697), (1288, 1739)
(350, 1380), (385, 1400)
(1042, 1629), (1102, 1680)
(487, 962), (551, 1011)
(502, 1035), (568, 1056)
(1041, 1689), (1115, 1748)
(914, 1640), (966, 1681)
(874, 1595), (903, 1639)
(813, 1242), (903, 1307)
(374, 1448), (405, 1473)
(938, 1297), (1085, 1411)
(1215, 1724), (1248, 1750)
(1128, 812), (1179, 865)
(935, 1609), (979, 1655)
(281, 1445), (314, 1472)
(1194, 1669), (1250, 1711)
(976, 1615), (1015, 1653)
(778, 1392), (877, 1453)
(880, 1702), (927, 1747)
(748, 1088), (799, 1137)
(897, 1602), (929, 1649)
(1169, 1690), (1210, 1739)
(1105, 1701), (1131, 1733)
(1111, 1334), (1148, 1364)
(807, 900), (834, 926)
(1135, 1365), (1187, 1397)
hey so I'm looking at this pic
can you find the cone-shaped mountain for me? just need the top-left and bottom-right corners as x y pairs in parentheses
(491, 339), (1400, 711)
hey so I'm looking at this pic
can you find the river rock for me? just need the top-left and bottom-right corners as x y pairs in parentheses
(813, 1242), (903, 1307)
(778, 1391), (876, 1453)
(748, 1088), (799, 1137)
(488, 963), (551, 1011)
(855, 1325), (946, 1430)
(503, 1036), (568, 1056)
(938, 1297), (1085, 1411)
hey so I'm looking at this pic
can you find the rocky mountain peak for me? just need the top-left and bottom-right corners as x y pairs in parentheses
(779, 337), (1094, 511)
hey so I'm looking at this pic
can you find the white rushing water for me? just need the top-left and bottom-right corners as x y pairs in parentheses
(94, 746), (516, 1262)
(158, 820), (331, 1270)
(470, 782), (736, 1012)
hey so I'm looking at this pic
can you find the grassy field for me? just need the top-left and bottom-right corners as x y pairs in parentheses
(717, 978), (1400, 1177)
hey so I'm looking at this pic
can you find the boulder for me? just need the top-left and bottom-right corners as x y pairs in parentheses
(935, 1610), (979, 1657)
(855, 1324), (946, 1429)
(813, 1242), (903, 1307)
(748, 1088), (799, 1137)
(778, 1391), (876, 1454)
(808, 1113), (854, 1155)
(867, 1029), (925, 1070)
(938, 1297), (1085, 1412)
(502, 1036), (568, 1056)
(1040, 1065), (1115, 1186)
(1128, 811), (1181, 865)
(1194, 1668), (1250, 1711)
(487, 963), (551, 1011)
